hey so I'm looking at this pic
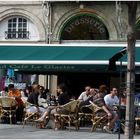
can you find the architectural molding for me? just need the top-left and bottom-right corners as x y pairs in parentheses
(52, 8), (118, 42)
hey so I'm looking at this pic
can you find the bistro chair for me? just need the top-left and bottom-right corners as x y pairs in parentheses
(78, 103), (94, 127)
(78, 101), (108, 132)
(89, 101), (108, 132)
(54, 100), (79, 131)
(0, 97), (18, 124)
(22, 101), (40, 128)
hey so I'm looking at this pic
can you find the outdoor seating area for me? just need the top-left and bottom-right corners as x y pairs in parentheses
(1, 84), (140, 138)
(0, 95), (140, 136)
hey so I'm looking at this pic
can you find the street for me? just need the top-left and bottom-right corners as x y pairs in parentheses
(0, 124), (140, 139)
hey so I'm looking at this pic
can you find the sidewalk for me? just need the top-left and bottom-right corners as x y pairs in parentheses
(0, 124), (140, 139)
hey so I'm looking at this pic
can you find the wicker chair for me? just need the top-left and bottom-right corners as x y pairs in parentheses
(78, 103), (94, 127)
(0, 97), (18, 124)
(89, 101), (108, 132)
(54, 100), (79, 131)
(22, 101), (40, 128)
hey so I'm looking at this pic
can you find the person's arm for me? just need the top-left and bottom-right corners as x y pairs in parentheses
(78, 92), (84, 101)
(102, 105), (112, 118)
(104, 95), (112, 111)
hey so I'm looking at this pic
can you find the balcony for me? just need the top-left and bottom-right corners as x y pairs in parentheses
(5, 31), (30, 39)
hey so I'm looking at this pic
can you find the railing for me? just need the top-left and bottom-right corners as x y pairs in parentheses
(5, 31), (30, 39)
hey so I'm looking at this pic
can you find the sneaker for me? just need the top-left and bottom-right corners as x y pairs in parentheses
(113, 128), (119, 133)
(103, 126), (113, 134)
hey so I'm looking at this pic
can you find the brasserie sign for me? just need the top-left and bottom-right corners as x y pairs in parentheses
(65, 15), (106, 33)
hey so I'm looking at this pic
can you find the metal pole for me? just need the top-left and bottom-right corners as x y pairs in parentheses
(118, 58), (122, 139)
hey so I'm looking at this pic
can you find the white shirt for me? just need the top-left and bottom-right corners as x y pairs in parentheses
(104, 94), (119, 109)
(78, 91), (90, 101)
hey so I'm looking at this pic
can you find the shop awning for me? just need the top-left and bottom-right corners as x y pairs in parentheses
(0, 44), (135, 72)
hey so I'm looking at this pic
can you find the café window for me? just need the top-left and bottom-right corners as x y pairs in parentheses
(60, 14), (109, 40)
(5, 17), (29, 39)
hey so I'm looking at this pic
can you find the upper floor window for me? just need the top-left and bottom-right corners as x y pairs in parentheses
(60, 14), (109, 40)
(5, 17), (29, 39)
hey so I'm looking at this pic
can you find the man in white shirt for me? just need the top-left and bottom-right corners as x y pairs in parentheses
(103, 87), (119, 133)
(104, 88), (119, 109)
(78, 86), (91, 101)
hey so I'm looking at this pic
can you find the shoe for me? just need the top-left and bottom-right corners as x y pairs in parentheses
(103, 126), (113, 134)
(113, 128), (119, 133)
(34, 118), (44, 122)
(38, 117), (49, 129)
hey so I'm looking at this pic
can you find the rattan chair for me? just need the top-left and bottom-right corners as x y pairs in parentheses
(54, 100), (79, 131)
(78, 103), (94, 127)
(22, 101), (40, 128)
(0, 97), (18, 124)
(89, 101), (108, 132)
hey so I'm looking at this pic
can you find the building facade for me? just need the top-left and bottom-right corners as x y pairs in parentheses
(0, 1), (140, 96)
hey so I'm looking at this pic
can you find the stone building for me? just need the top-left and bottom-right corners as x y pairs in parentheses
(0, 1), (140, 97)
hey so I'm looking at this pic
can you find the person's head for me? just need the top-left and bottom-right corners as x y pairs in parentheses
(111, 87), (118, 97)
(90, 88), (98, 96)
(40, 86), (44, 92)
(8, 84), (14, 91)
(99, 84), (108, 94)
(57, 83), (67, 94)
(85, 86), (91, 95)
(32, 84), (40, 93)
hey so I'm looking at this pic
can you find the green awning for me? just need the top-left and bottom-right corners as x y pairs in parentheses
(0, 45), (125, 61)
(0, 44), (134, 72)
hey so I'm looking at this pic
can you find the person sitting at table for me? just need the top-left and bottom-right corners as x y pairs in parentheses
(78, 88), (98, 113)
(78, 86), (91, 101)
(8, 84), (24, 124)
(27, 84), (46, 115)
(104, 87), (119, 133)
(35, 83), (70, 129)
(78, 88), (113, 128)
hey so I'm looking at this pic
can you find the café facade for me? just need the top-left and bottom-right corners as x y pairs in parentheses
(0, 1), (140, 96)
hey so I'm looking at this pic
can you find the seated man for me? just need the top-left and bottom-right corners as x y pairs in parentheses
(104, 87), (119, 133)
(78, 88), (112, 127)
(78, 86), (91, 101)
(78, 88), (97, 113)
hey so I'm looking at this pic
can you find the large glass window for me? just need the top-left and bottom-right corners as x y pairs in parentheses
(60, 14), (109, 40)
(5, 17), (29, 39)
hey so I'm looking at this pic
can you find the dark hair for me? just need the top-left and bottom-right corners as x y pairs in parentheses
(8, 84), (14, 89)
(99, 84), (107, 93)
(57, 83), (67, 92)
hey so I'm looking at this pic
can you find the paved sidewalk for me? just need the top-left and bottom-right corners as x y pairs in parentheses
(0, 124), (140, 139)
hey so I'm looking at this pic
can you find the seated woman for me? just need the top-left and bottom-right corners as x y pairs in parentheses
(35, 83), (70, 128)
(27, 84), (46, 116)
